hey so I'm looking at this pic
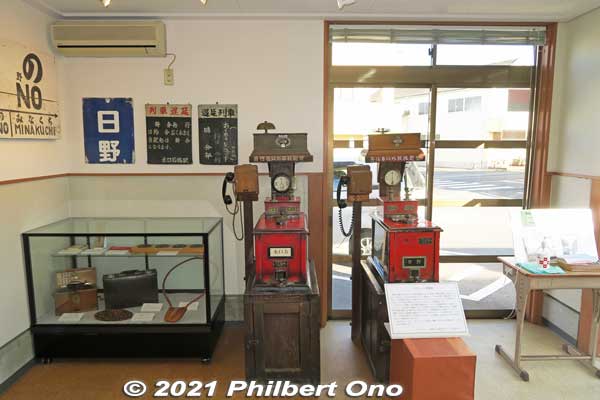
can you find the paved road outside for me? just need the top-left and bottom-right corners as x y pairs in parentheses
(332, 168), (523, 311)
(433, 169), (524, 199)
(333, 168), (524, 200)
(333, 168), (523, 254)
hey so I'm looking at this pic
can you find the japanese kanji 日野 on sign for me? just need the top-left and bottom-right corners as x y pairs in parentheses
(198, 104), (238, 165)
(83, 98), (135, 164)
(145, 104), (193, 165)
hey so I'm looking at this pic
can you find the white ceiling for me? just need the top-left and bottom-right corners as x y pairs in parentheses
(25, 0), (600, 21)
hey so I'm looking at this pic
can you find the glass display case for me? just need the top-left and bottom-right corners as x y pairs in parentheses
(22, 217), (225, 362)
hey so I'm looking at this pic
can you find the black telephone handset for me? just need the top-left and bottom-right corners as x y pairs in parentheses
(221, 172), (235, 205)
(222, 171), (244, 241)
(337, 174), (352, 237)
(336, 175), (350, 209)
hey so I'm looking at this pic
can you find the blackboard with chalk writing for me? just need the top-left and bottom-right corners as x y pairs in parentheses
(145, 104), (193, 165)
(198, 104), (238, 165)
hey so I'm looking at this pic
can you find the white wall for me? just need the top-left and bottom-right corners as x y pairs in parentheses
(0, 0), (68, 181)
(0, 178), (70, 347)
(61, 19), (324, 175)
(548, 8), (600, 175)
(0, 5), (69, 385)
(57, 18), (324, 295)
(545, 8), (600, 339)
(0, 0), (70, 359)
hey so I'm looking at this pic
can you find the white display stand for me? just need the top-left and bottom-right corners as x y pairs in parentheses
(510, 208), (598, 263)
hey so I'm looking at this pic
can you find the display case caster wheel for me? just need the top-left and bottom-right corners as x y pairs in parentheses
(41, 357), (53, 365)
(201, 357), (211, 364)
(519, 371), (529, 382)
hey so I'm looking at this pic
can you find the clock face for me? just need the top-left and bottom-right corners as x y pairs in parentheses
(272, 174), (291, 193)
(384, 169), (401, 186)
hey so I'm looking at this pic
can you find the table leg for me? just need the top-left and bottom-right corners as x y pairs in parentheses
(560, 289), (600, 378)
(590, 289), (600, 378)
(496, 272), (530, 381)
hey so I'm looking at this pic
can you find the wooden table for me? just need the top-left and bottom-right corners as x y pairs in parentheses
(496, 257), (600, 381)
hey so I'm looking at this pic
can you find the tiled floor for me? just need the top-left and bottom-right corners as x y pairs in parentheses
(2, 320), (599, 399)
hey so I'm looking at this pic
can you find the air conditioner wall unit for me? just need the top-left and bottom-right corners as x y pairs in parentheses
(51, 20), (166, 57)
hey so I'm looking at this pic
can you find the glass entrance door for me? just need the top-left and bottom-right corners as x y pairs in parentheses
(331, 87), (431, 316)
(432, 87), (532, 314)
(327, 32), (539, 318)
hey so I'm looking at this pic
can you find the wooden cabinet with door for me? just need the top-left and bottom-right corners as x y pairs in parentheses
(244, 261), (320, 384)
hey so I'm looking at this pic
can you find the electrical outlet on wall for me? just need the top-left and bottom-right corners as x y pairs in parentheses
(164, 69), (174, 86)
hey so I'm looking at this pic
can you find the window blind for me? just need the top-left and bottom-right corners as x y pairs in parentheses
(330, 25), (546, 46)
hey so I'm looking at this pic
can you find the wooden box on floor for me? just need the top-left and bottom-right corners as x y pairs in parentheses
(244, 260), (320, 384)
(390, 338), (476, 400)
(359, 260), (390, 382)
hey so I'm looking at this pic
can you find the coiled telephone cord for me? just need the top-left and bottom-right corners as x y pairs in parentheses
(224, 182), (244, 241)
(338, 207), (353, 238)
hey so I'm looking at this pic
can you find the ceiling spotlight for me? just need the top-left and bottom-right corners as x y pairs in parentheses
(199, 0), (208, 4)
(100, 0), (111, 7)
(337, 0), (356, 10)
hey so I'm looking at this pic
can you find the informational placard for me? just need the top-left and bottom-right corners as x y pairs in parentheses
(83, 98), (135, 164)
(198, 104), (238, 165)
(145, 103), (193, 164)
(58, 313), (84, 322)
(0, 40), (60, 139)
(141, 303), (163, 312)
(131, 313), (155, 322)
(385, 282), (469, 339)
(510, 208), (598, 263)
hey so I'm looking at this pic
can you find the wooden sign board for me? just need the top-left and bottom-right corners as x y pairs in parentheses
(0, 40), (60, 139)
(198, 104), (238, 165)
(145, 104), (193, 164)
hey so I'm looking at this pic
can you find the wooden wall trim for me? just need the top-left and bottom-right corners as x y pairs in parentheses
(529, 23), (557, 210)
(68, 172), (324, 177)
(320, 20), (332, 326)
(0, 171), (324, 186)
(524, 22), (557, 325)
(69, 173), (228, 177)
(548, 171), (600, 181)
(308, 173), (327, 328)
(0, 173), (68, 186)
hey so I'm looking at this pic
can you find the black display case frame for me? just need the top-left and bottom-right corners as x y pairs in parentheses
(21, 217), (225, 363)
